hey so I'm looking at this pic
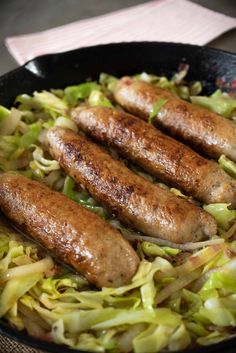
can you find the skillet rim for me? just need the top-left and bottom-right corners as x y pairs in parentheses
(1, 40), (236, 83)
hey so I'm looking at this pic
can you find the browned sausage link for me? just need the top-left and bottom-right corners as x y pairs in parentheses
(113, 77), (236, 162)
(46, 126), (217, 244)
(0, 173), (139, 288)
(71, 106), (236, 207)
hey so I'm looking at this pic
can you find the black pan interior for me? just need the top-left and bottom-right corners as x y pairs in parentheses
(1, 41), (236, 107)
(0, 41), (236, 353)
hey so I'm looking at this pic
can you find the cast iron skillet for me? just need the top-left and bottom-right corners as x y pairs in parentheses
(0, 42), (236, 353)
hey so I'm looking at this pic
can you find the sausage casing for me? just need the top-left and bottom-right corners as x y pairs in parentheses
(0, 173), (139, 288)
(47, 126), (217, 244)
(113, 78), (236, 162)
(72, 106), (236, 207)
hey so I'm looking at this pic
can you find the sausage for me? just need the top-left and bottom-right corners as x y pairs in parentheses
(0, 173), (139, 288)
(113, 77), (236, 162)
(72, 106), (236, 207)
(46, 126), (217, 244)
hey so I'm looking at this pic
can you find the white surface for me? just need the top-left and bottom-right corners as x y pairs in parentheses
(6, 0), (236, 65)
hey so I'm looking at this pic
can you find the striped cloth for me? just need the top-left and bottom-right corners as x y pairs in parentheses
(6, 0), (236, 65)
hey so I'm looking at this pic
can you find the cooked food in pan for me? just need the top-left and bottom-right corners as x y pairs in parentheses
(72, 106), (236, 206)
(0, 69), (236, 353)
(47, 126), (216, 243)
(0, 173), (139, 288)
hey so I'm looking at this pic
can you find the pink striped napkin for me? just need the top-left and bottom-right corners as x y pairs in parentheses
(6, 0), (236, 65)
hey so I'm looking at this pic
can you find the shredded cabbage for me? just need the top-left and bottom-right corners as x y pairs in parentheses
(0, 108), (22, 135)
(1, 72), (236, 352)
(33, 91), (68, 118)
(141, 242), (180, 257)
(203, 203), (236, 230)
(0, 105), (10, 121)
(62, 176), (108, 218)
(99, 73), (118, 92)
(64, 82), (101, 106)
(29, 145), (60, 175)
(54, 116), (78, 132)
(190, 90), (236, 119)
(1, 213), (236, 352)
(218, 154), (236, 178)
(148, 99), (167, 124)
(88, 90), (114, 108)
(133, 71), (202, 99)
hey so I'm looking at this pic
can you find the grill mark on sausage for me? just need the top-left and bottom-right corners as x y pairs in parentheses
(46, 126), (217, 244)
(72, 106), (236, 207)
(114, 78), (236, 162)
(0, 173), (139, 288)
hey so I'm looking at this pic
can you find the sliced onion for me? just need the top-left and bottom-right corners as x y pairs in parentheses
(191, 268), (219, 292)
(118, 324), (146, 353)
(156, 243), (225, 279)
(18, 120), (29, 134)
(0, 108), (22, 135)
(1, 257), (54, 282)
(155, 269), (201, 306)
(122, 231), (225, 251)
(19, 303), (50, 329)
(222, 221), (236, 240)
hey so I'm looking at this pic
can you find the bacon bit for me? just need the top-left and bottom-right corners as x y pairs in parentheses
(225, 248), (235, 259)
(173, 63), (190, 85)
(230, 79), (236, 90)
(216, 76), (226, 89)
(121, 76), (133, 85)
(163, 255), (172, 262)
(178, 63), (190, 73)
(172, 252), (191, 266)
(228, 92), (236, 99)
(211, 243), (224, 252)
(216, 76), (236, 96)
(188, 255), (200, 265)
(45, 264), (62, 277)
(207, 325), (233, 333)
(32, 332), (52, 342)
